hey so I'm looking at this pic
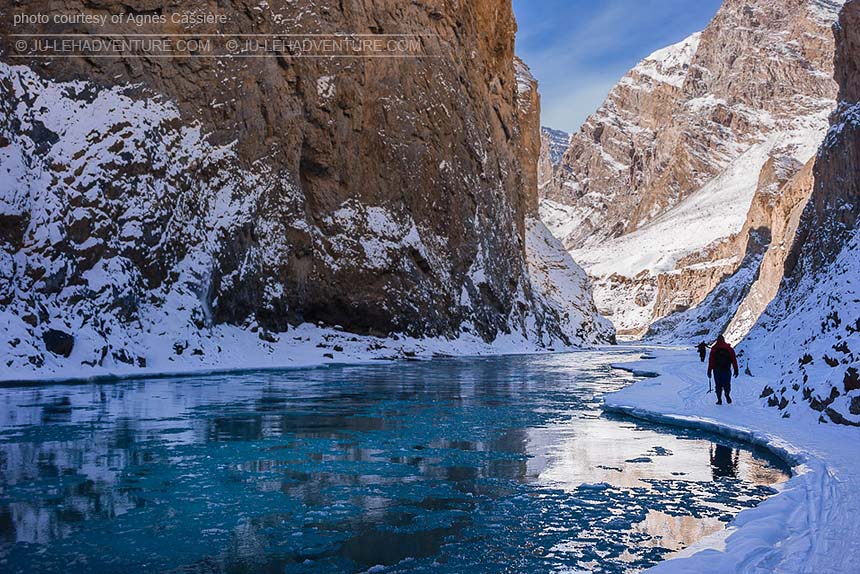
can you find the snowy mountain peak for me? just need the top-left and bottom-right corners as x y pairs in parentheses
(538, 127), (571, 191)
(540, 127), (570, 166)
(633, 32), (702, 88)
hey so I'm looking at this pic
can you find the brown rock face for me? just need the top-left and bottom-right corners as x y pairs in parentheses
(541, 0), (842, 334)
(788, 3), (860, 275)
(741, 0), (860, 426)
(0, 0), (581, 344)
(547, 0), (838, 245)
(543, 32), (705, 247)
(515, 57), (542, 215)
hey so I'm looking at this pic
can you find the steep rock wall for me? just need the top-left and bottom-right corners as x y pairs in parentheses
(0, 1), (612, 375)
(741, 0), (860, 425)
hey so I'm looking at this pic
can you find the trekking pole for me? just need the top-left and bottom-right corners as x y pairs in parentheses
(707, 374), (713, 394)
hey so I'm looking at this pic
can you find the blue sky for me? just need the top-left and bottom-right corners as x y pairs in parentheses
(513, 0), (721, 132)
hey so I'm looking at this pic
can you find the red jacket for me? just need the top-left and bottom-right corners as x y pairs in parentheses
(708, 340), (738, 376)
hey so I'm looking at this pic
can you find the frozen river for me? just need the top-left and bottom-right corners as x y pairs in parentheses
(0, 349), (789, 573)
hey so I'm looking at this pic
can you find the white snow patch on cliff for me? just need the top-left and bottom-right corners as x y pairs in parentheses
(633, 32), (701, 88)
(567, 108), (829, 283)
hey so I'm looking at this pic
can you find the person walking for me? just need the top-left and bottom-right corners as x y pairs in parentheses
(696, 341), (708, 363)
(707, 335), (739, 405)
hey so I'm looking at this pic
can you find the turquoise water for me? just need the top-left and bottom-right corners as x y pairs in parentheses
(0, 350), (788, 573)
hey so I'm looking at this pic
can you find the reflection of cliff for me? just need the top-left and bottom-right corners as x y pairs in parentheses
(0, 435), (142, 546)
(534, 417), (788, 491)
(632, 510), (725, 553)
(0, 358), (540, 551)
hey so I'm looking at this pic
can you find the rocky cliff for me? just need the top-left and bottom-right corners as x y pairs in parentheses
(0, 1), (612, 376)
(647, 155), (816, 343)
(741, 0), (860, 425)
(541, 0), (844, 335)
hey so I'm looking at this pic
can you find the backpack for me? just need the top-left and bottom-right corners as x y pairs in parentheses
(713, 347), (733, 370)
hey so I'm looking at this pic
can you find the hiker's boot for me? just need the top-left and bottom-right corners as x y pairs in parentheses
(726, 397), (732, 404)
(716, 400), (723, 405)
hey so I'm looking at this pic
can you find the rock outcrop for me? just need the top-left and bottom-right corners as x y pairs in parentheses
(0, 1), (612, 376)
(541, 0), (844, 335)
(741, 0), (860, 425)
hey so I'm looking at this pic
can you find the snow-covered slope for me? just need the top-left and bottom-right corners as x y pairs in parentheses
(630, 32), (701, 89)
(568, 113), (828, 279)
(0, 62), (265, 375)
(740, 66), (860, 427)
(525, 218), (615, 346)
(743, 227), (860, 426)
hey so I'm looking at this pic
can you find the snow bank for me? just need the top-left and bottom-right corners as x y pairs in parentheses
(603, 349), (859, 573)
(0, 321), (571, 385)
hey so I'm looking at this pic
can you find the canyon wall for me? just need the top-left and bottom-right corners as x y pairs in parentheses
(741, 0), (860, 425)
(541, 0), (843, 336)
(0, 1), (612, 375)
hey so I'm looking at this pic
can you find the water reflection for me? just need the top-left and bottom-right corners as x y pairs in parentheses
(711, 444), (740, 479)
(0, 351), (789, 573)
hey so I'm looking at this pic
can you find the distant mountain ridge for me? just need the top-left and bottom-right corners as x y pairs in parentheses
(538, 126), (570, 190)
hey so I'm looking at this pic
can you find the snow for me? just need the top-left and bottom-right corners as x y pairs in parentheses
(551, 105), (831, 335)
(541, 126), (570, 166)
(741, 226), (860, 426)
(590, 273), (658, 336)
(539, 199), (586, 249)
(325, 202), (436, 272)
(807, 0), (848, 24)
(604, 347), (860, 573)
(0, 320), (562, 385)
(646, 249), (764, 345)
(515, 58), (536, 97)
(525, 218), (615, 345)
(316, 75), (335, 100)
(515, 57), (537, 113)
(0, 219), (613, 383)
(633, 33), (701, 88)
